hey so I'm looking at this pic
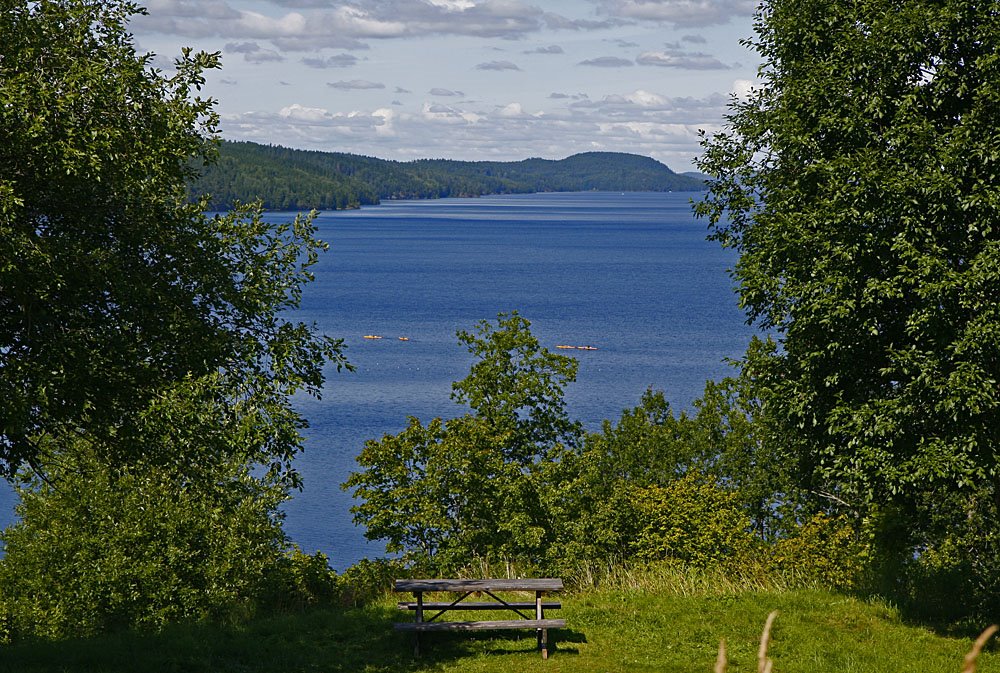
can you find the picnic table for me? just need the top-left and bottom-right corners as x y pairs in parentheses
(394, 578), (565, 659)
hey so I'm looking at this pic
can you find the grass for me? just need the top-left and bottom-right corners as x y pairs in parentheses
(1, 585), (996, 672)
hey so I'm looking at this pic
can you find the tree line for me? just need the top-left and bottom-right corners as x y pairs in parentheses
(193, 141), (708, 211)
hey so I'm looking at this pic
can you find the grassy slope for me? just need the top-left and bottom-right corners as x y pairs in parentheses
(3, 588), (995, 673)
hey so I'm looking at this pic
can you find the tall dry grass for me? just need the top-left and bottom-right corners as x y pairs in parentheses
(561, 558), (817, 596)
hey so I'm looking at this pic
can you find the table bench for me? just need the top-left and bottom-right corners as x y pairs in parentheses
(394, 578), (565, 659)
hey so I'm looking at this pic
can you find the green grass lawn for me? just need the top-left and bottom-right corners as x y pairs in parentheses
(2, 587), (995, 673)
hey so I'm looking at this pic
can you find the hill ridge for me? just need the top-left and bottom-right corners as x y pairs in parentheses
(193, 140), (708, 211)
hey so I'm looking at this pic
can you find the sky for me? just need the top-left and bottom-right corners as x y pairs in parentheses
(131, 0), (761, 173)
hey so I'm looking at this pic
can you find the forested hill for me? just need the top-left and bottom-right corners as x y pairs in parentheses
(192, 140), (708, 211)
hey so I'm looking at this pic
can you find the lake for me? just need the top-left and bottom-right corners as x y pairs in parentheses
(0, 192), (755, 569)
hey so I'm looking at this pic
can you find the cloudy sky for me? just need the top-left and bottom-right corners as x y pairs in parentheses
(132, 0), (760, 173)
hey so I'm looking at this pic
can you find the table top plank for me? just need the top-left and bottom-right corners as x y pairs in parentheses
(397, 601), (561, 610)
(394, 578), (563, 593)
(394, 618), (566, 632)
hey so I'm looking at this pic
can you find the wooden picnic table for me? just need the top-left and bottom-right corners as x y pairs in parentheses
(394, 578), (565, 659)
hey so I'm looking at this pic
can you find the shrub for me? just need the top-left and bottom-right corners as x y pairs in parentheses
(0, 440), (289, 642)
(769, 513), (868, 590)
(336, 558), (409, 607)
(631, 471), (755, 567)
(261, 548), (340, 612)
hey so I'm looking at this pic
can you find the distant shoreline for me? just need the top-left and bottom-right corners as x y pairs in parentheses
(193, 140), (709, 212)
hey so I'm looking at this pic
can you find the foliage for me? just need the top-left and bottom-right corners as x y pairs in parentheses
(345, 313), (578, 572)
(544, 379), (789, 570)
(0, 372), (349, 641)
(193, 141), (709, 211)
(871, 483), (1000, 622)
(769, 513), (868, 590)
(0, 437), (286, 640)
(346, 415), (531, 569)
(0, 0), (346, 478)
(691, 374), (790, 539)
(452, 312), (582, 460)
(261, 548), (341, 613)
(335, 558), (409, 607)
(631, 471), (755, 567)
(695, 0), (1000, 605)
(541, 390), (704, 567)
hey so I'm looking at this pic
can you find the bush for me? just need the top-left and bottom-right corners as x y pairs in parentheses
(769, 513), (868, 590)
(261, 548), (340, 612)
(631, 471), (755, 568)
(336, 558), (408, 607)
(0, 441), (290, 642)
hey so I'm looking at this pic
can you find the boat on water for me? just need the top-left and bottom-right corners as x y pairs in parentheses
(363, 335), (383, 340)
(555, 344), (598, 351)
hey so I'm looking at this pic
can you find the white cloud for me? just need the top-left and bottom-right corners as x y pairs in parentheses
(598, 0), (756, 27)
(421, 102), (482, 123)
(329, 6), (408, 37)
(429, 88), (464, 96)
(280, 103), (331, 122)
(637, 49), (730, 69)
(237, 10), (309, 37)
(427, 0), (476, 8)
(524, 44), (564, 54)
(497, 102), (527, 117)
(372, 108), (397, 136)
(626, 89), (668, 106)
(134, 0), (600, 49)
(223, 41), (284, 63)
(578, 56), (634, 67)
(730, 78), (757, 100)
(301, 53), (359, 68)
(327, 79), (386, 90)
(475, 60), (522, 71)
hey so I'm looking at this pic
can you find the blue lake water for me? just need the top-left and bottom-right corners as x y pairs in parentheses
(0, 192), (755, 570)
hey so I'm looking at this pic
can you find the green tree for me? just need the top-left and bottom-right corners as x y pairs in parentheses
(0, 0), (345, 477)
(452, 312), (582, 460)
(544, 378), (785, 569)
(346, 313), (579, 571)
(691, 374), (789, 539)
(696, 0), (1000, 601)
(542, 390), (702, 566)
(0, 0), (346, 638)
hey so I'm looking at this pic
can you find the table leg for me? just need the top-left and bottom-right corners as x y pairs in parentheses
(414, 592), (423, 656)
(536, 590), (548, 659)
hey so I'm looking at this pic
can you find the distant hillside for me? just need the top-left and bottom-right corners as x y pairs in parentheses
(192, 141), (708, 211)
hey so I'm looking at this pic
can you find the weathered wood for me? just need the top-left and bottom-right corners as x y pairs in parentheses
(394, 578), (563, 593)
(394, 619), (566, 632)
(395, 578), (565, 658)
(397, 601), (561, 611)
(536, 591), (545, 653)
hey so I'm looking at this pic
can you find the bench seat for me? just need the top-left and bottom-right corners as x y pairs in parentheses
(394, 618), (566, 632)
(397, 601), (561, 611)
